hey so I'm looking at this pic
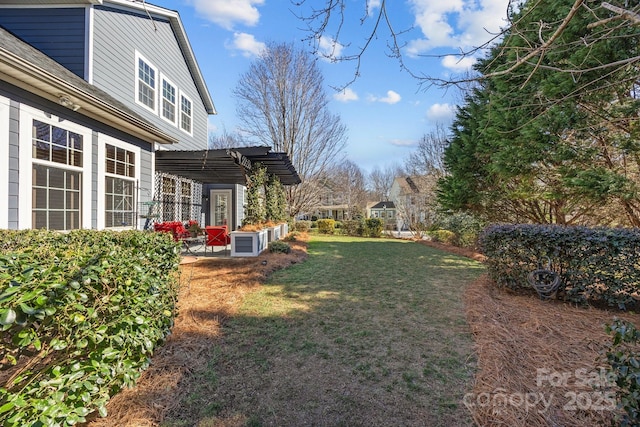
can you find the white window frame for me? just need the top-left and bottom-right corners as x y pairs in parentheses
(97, 135), (141, 230)
(160, 73), (178, 126)
(19, 105), (92, 230)
(209, 189), (232, 227)
(135, 51), (158, 114)
(0, 95), (9, 229)
(179, 91), (193, 136)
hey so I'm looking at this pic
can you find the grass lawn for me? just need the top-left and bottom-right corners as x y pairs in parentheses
(163, 234), (485, 426)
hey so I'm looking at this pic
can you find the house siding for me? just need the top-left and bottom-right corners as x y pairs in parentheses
(0, 7), (86, 78)
(0, 81), (155, 230)
(91, 5), (208, 150)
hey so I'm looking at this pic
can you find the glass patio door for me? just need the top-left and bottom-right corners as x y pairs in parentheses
(210, 189), (232, 228)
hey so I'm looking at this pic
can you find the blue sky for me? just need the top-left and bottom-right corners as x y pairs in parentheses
(150, 0), (510, 172)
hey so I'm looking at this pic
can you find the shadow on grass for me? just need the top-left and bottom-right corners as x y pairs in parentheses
(163, 237), (485, 427)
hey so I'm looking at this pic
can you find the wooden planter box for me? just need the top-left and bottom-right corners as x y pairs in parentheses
(230, 229), (268, 257)
(267, 226), (281, 242)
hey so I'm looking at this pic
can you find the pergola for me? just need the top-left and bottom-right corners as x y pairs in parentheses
(155, 146), (301, 185)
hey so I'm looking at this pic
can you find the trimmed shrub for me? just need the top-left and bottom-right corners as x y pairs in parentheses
(294, 220), (312, 232)
(283, 231), (299, 242)
(0, 229), (181, 426)
(317, 219), (336, 234)
(428, 229), (457, 245)
(365, 218), (384, 238)
(342, 219), (365, 236)
(433, 212), (485, 247)
(268, 240), (291, 254)
(605, 319), (640, 426)
(479, 224), (640, 308)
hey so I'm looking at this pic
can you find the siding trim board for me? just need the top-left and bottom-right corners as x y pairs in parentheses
(0, 95), (9, 229)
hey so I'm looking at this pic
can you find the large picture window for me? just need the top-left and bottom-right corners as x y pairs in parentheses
(31, 120), (83, 230)
(32, 165), (81, 230)
(105, 144), (136, 228)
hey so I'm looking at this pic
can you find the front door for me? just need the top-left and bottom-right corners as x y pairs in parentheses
(209, 189), (232, 228)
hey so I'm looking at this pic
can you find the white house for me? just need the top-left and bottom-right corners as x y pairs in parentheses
(389, 176), (435, 231)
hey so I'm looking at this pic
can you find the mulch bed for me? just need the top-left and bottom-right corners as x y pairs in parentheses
(85, 236), (308, 427)
(86, 235), (639, 426)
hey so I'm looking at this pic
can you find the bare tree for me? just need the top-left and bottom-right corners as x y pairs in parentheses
(208, 128), (247, 149)
(234, 42), (348, 217)
(368, 164), (401, 201)
(405, 125), (449, 178)
(333, 159), (368, 219)
(293, 0), (640, 92)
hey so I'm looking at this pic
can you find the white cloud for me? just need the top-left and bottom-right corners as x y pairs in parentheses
(225, 32), (265, 57)
(406, 0), (509, 56)
(389, 138), (416, 147)
(426, 103), (456, 123)
(441, 55), (476, 72)
(317, 35), (344, 61)
(334, 88), (359, 102)
(367, 0), (382, 16)
(369, 90), (401, 104)
(189, 0), (264, 30)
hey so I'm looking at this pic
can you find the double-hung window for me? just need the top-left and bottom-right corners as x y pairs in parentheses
(105, 144), (136, 228)
(180, 92), (193, 135)
(136, 53), (157, 113)
(161, 75), (177, 125)
(31, 120), (83, 230)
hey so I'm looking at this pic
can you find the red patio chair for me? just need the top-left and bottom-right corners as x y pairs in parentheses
(205, 225), (231, 255)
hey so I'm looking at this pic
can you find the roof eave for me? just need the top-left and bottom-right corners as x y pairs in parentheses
(0, 48), (177, 145)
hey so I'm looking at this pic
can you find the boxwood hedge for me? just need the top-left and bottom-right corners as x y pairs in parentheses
(478, 224), (640, 309)
(0, 229), (181, 426)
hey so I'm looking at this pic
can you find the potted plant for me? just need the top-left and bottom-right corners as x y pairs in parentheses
(186, 220), (203, 237)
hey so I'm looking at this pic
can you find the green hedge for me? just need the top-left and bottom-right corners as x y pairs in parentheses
(478, 224), (640, 308)
(365, 218), (383, 238)
(428, 229), (457, 245)
(605, 319), (640, 426)
(0, 229), (181, 426)
(341, 219), (364, 236)
(317, 219), (336, 234)
(293, 220), (311, 233)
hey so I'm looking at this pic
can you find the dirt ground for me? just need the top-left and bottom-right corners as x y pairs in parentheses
(85, 235), (639, 426)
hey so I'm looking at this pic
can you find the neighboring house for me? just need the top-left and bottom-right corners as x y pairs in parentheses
(368, 201), (396, 230)
(301, 181), (359, 221)
(388, 176), (435, 231)
(0, 0), (299, 232)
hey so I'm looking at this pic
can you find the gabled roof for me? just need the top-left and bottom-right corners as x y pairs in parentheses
(0, 0), (216, 115)
(371, 201), (396, 209)
(393, 176), (433, 195)
(103, 0), (216, 115)
(0, 25), (177, 144)
(155, 146), (302, 186)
